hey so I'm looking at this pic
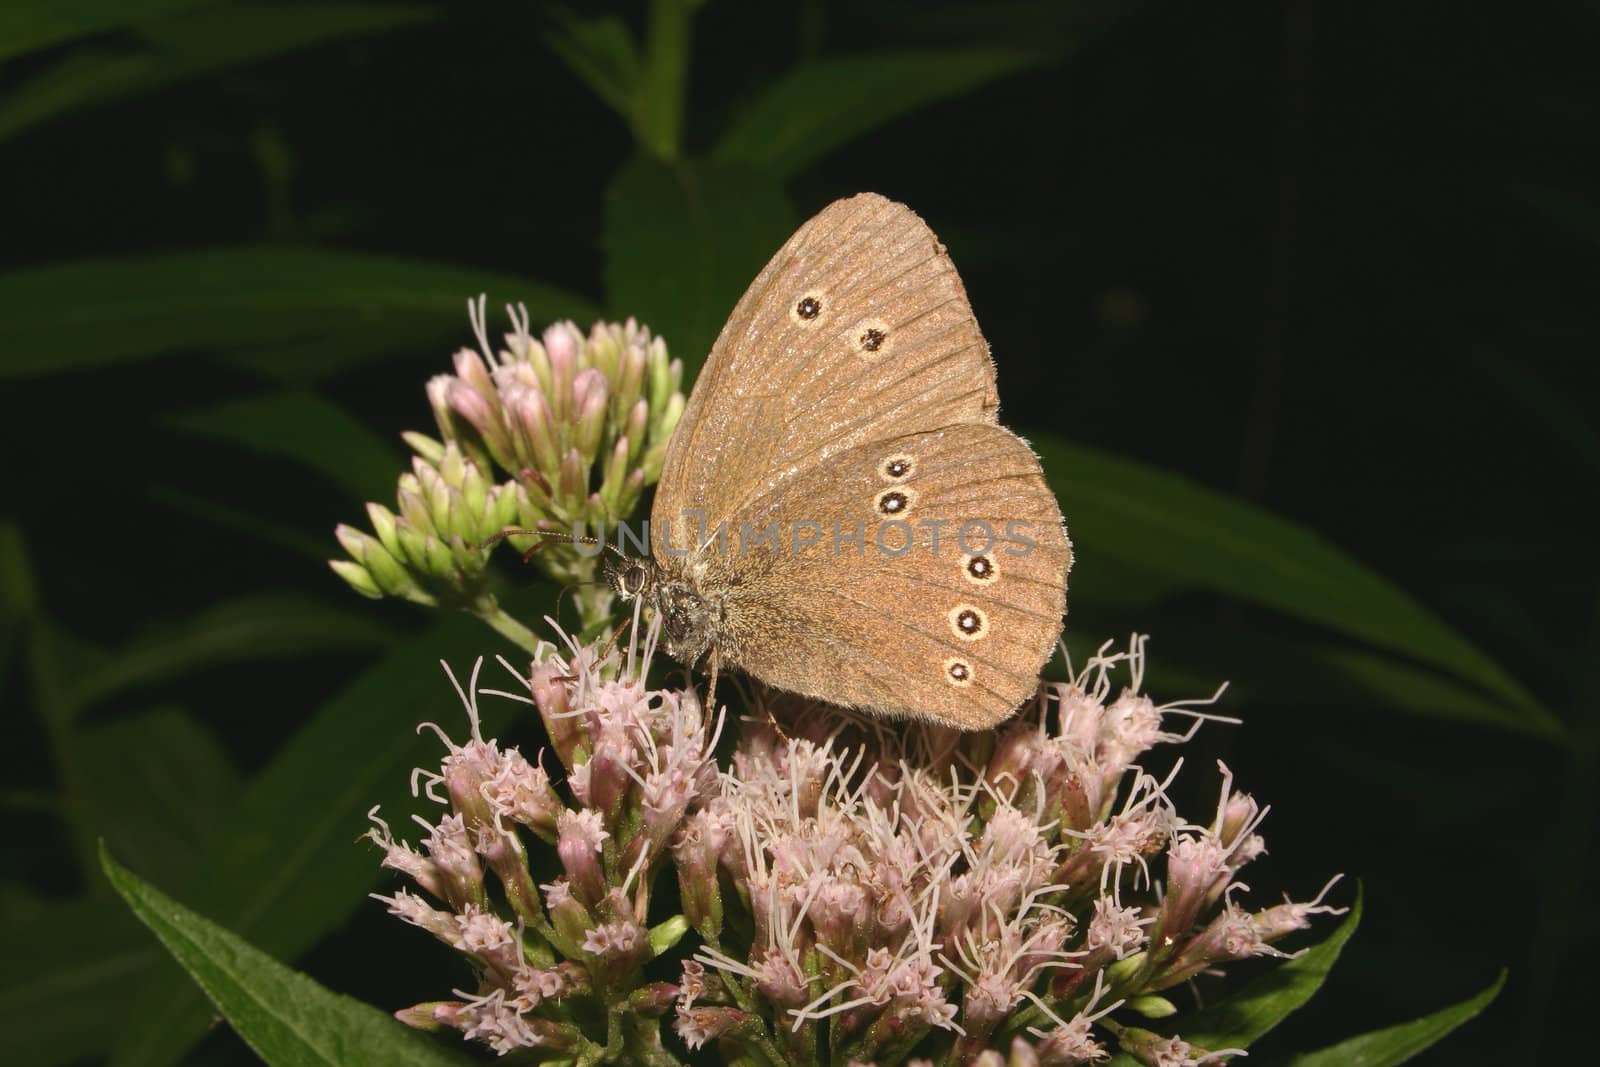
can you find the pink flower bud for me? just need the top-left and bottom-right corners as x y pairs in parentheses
(674, 1005), (754, 1051)
(556, 808), (609, 906)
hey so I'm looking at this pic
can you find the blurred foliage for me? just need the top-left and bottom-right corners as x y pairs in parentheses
(2, 0), (1594, 1064)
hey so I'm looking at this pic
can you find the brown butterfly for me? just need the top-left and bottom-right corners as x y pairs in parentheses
(612, 193), (1070, 729)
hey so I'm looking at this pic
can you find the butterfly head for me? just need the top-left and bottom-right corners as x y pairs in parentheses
(606, 555), (724, 664)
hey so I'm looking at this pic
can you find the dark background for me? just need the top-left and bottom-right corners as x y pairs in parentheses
(3, 2), (1594, 1064)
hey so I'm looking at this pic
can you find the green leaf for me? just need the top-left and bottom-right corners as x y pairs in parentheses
(603, 156), (796, 376)
(1032, 436), (1557, 733)
(1300, 643), (1556, 736)
(542, 8), (639, 118)
(1285, 970), (1505, 1067)
(712, 49), (1038, 178)
(163, 390), (403, 501)
(0, 520), (36, 623)
(69, 593), (392, 711)
(0, 0), (214, 62)
(1175, 885), (1361, 1050)
(147, 483), (334, 559)
(0, 4), (437, 142)
(0, 894), (159, 1066)
(1470, 348), (1600, 473)
(81, 708), (242, 887)
(0, 247), (598, 380)
(108, 609), (540, 1066)
(101, 844), (475, 1067)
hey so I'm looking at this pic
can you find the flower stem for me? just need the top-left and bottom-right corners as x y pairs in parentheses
(473, 597), (544, 657)
(634, 0), (697, 160)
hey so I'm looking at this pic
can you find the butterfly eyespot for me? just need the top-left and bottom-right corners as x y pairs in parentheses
(964, 555), (997, 584)
(792, 294), (823, 324)
(944, 657), (974, 687)
(949, 604), (988, 641)
(880, 454), (914, 481)
(875, 489), (913, 516)
(852, 318), (891, 356)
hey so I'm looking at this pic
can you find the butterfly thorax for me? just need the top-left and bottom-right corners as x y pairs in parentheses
(606, 555), (728, 665)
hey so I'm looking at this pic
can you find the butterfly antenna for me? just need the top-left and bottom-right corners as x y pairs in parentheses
(480, 527), (625, 563)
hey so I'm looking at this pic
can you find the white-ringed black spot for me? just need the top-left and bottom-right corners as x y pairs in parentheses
(796, 296), (821, 320)
(965, 555), (996, 583)
(949, 604), (988, 641)
(861, 327), (886, 351)
(944, 657), (973, 687)
(880, 454), (914, 481)
(877, 490), (908, 515)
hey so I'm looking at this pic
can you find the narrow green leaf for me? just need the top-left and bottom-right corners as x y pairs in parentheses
(542, 8), (640, 118)
(0, 4), (437, 141)
(149, 483), (337, 559)
(108, 609), (541, 1065)
(69, 593), (392, 710)
(1302, 644), (1557, 737)
(101, 844), (474, 1067)
(0, 520), (35, 622)
(163, 390), (403, 502)
(0, 0), (213, 62)
(712, 49), (1038, 178)
(603, 156), (796, 376)
(0, 247), (598, 380)
(1285, 970), (1505, 1067)
(1033, 436), (1555, 731)
(1175, 885), (1362, 1050)
(81, 708), (242, 888)
(1470, 348), (1600, 472)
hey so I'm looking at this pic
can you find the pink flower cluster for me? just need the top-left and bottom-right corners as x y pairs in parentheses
(368, 628), (1341, 1065)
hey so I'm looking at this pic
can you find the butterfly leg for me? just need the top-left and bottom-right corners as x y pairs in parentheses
(704, 647), (720, 717)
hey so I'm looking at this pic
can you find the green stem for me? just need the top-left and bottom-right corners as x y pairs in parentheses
(474, 598), (544, 656)
(633, 0), (698, 160)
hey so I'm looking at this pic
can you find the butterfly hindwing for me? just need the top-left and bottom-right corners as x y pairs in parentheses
(706, 423), (1070, 728)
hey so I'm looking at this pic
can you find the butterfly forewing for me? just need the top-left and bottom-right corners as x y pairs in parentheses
(653, 193), (999, 548)
(718, 423), (1070, 728)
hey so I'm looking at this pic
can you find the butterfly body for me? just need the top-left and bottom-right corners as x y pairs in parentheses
(620, 193), (1071, 729)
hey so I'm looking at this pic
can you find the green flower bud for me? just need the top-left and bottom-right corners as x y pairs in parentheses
(328, 559), (381, 599)
(366, 502), (403, 560)
(402, 429), (446, 465)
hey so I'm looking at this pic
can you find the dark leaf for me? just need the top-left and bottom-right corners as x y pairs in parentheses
(1033, 436), (1556, 732)
(602, 156), (796, 377)
(102, 844), (474, 1067)
(163, 390), (404, 502)
(81, 708), (242, 888)
(1284, 970), (1505, 1066)
(0, 894), (158, 1066)
(0, 0), (214, 63)
(712, 49), (1039, 178)
(541, 8), (639, 118)
(0, 248), (597, 380)
(0, 5), (437, 142)
(69, 593), (392, 710)
(108, 610), (537, 1065)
